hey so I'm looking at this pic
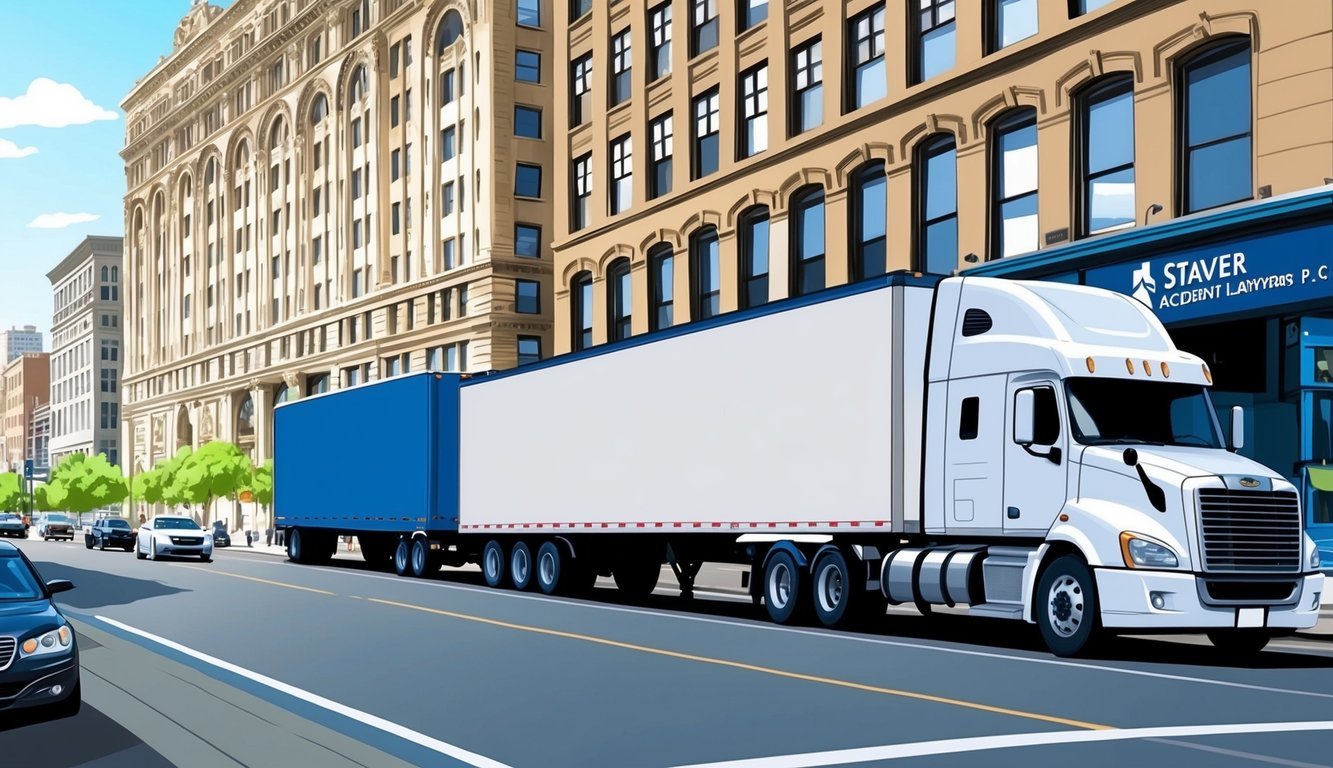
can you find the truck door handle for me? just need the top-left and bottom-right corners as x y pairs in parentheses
(1007, 507), (1020, 519)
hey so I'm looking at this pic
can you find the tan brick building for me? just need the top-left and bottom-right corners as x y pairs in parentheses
(121, 0), (554, 526)
(2, 353), (51, 472)
(550, 0), (1333, 353)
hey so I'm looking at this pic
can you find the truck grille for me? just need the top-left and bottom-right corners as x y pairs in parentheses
(0, 637), (15, 671)
(1197, 488), (1302, 573)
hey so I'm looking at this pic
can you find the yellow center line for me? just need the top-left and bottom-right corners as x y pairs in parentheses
(366, 596), (1112, 732)
(175, 564), (337, 596)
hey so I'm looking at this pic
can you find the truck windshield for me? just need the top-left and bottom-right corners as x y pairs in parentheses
(1064, 377), (1222, 448)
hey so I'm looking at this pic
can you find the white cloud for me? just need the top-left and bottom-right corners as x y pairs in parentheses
(0, 78), (118, 129)
(28, 212), (100, 229)
(0, 138), (37, 158)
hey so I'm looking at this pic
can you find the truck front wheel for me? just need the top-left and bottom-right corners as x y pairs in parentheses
(1036, 555), (1100, 657)
(1207, 630), (1271, 656)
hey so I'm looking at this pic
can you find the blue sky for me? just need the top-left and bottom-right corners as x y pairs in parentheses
(0, 1), (235, 340)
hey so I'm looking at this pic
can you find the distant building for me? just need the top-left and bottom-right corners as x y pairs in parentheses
(46, 236), (124, 470)
(1, 353), (50, 472)
(0, 326), (42, 363)
(27, 404), (50, 474)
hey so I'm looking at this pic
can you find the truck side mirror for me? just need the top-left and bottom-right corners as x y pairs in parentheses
(1014, 390), (1035, 445)
(1229, 406), (1245, 452)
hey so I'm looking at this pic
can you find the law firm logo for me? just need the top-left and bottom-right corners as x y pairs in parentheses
(1131, 261), (1156, 307)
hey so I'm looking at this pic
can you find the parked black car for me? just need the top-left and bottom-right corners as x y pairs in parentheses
(210, 522), (231, 548)
(0, 539), (80, 720)
(84, 519), (135, 552)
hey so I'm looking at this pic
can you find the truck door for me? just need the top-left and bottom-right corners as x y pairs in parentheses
(1003, 377), (1069, 535)
(944, 375), (1007, 533)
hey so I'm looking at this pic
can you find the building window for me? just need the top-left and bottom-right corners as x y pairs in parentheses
(650, 113), (673, 198)
(739, 63), (768, 158)
(516, 50), (541, 82)
(649, 245), (674, 331)
(991, 108), (1039, 259)
(988, 0), (1038, 53)
(691, 0), (718, 57)
(442, 69), (455, 103)
(611, 30), (632, 106)
(353, 269), (364, 297)
(790, 186), (825, 296)
(913, 1), (956, 84)
(516, 279), (540, 313)
(851, 163), (887, 281)
(1069, 0), (1114, 16)
(515, 163), (542, 198)
(1077, 75), (1135, 236)
(444, 237), (457, 269)
(571, 54), (592, 126)
(848, 7), (885, 110)
(739, 0), (767, 30)
(392, 202), (402, 235)
(692, 88), (720, 179)
(649, 2), (672, 80)
(917, 134), (959, 275)
(610, 135), (633, 215)
(442, 182), (455, 214)
(518, 335), (542, 365)
(1180, 38), (1252, 214)
(391, 149), (401, 180)
(608, 258), (632, 341)
(572, 153), (592, 231)
(571, 272), (594, 351)
(515, 105), (542, 138)
(791, 39), (823, 135)
(100, 368), (117, 393)
(442, 126), (457, 160)
(690, 227), (720, 321)
(571, 0), (592, 20)
(518, 0), (541, 26)
(516, 224), (541, 258)
(739, 207), (769, 309)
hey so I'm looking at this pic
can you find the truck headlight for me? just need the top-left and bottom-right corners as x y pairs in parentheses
(1120, 532), (1179, 568)
(1307, 535), (1323, 571)
(21, 625), (73, 657)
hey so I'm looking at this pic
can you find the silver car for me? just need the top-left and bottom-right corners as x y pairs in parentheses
(37, 515), (74, 542)
(136, 516), (213, 562)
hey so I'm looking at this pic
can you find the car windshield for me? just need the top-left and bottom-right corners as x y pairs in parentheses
(154, 518), (202, 530)
(0, 557), (43, 601)
(0, 515), (18, 521)
(105, 520), (130, 529)
(1065, 377), (1223, 448)
(47, 515), (70, 523)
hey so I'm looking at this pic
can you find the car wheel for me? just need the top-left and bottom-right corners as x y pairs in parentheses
(124, 545), (134, 552)
(147, 540), (157, 561)
(200, 554), (211, 563)
(136, 539), (146, 560)
(84, 537), (93, 550)
(98, 538), (107, 551)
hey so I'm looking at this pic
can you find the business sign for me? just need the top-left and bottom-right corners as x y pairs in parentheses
(1084, 222), (1333, 323)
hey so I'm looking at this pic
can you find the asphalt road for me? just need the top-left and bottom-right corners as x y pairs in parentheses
(3, 536), (1333, 768)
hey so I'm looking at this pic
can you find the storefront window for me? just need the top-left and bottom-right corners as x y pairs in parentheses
(1314, 347), (1333, 384)
(1314, 392), (1333, 463)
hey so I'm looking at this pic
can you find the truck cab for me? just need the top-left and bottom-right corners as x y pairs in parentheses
(923, 278), (1324, 655)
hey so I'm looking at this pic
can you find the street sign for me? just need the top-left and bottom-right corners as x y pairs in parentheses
(23, 460), (32, 479)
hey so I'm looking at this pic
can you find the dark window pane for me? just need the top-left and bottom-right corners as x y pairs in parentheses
(515, 106), (542, 138)
(516, 164), (542, 197)
(925, 218), (958, 275)
(960, 397), (980, 440)
(925, 144), (957, 221)
(1186, 47), (1251, 146)
(1187, 136), (1252, 212)
(698, 133), (718, 176)
(515, 224), (540, 257)
(515, 50), (541, 82)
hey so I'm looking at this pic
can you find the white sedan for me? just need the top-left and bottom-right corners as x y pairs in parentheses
(136, 516), (213, 562)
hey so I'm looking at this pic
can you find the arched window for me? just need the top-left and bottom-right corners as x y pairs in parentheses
(235, 138), (250, 168)
(236, 395), (255, 438)
(205, 157), (215, 183)
(739, 206), (770, 309)
(789, 186), (825, 296)
(648, 244), (674, 332)
(101, 266), (109, 282)
(850, 162), (887, 281)
(1179, 37), (1251, 214)
(690, 227), (720, 321)
(269, 118), (287, 149)
(1075, 74), (1135, 236)
(990, 107), (1038, 259)
(437, 10), (464, 53)
(349, 66), (367, 105)
(111, 266), (118, 283)
(607, 258), (632, 342)
(310, 94), (329, 125)
(916, 134), (958, 275)
(570, 271), (593, 351)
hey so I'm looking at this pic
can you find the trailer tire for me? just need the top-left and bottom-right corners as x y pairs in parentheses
(482, 540), (507, 587)
(410, 537), (439, 578)
(535, 541), (565, 595)
(393, 537), (412, 577)
(812, 549), (879, 628)
(1207, 630), (1271, 656)
(510, 541), (535, 590)
(286, 528), (304, 563)
(612, 559), (660, 599)
(1036, 555), (1100, 657)
(764, 550), (809, 625)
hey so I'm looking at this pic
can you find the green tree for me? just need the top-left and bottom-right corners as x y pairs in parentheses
(45, 453), (129, 525)
(171, 441), (252, 526)
(249, 459), (274, 533)
(0, 473), (21, 513)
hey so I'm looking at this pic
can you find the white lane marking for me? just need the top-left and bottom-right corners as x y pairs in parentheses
(92, 615), (512, 768)
(219, 559), (1333, 701)
(666, 721), (1333, 768)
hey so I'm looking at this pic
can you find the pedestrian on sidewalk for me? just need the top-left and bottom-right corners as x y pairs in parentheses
(265, 526), (274, 547)
(246, 529), (253, 547)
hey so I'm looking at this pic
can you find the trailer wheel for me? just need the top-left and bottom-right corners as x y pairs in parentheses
(410, 538), (439, 578)
(510, 541), (534, 590)
(1206, 630), (1271, 656)
(286, 528), (305, 563)
(482, 540), (506, 588)
(393, 537), (412, 577)
(535, 541), (566, 595)
(812, 549), (877, 628)
(764, 550), (809, 625)
(612, 559), (660, 599)
(1036, 555), (1100, 657)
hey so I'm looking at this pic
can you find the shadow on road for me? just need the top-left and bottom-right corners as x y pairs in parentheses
(25, 560), (190, 610)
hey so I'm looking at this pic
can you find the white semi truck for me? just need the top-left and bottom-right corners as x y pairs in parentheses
(275, 273), (1325, 656)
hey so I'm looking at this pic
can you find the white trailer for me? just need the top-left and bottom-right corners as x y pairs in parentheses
(277, 273), (1324, 657)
